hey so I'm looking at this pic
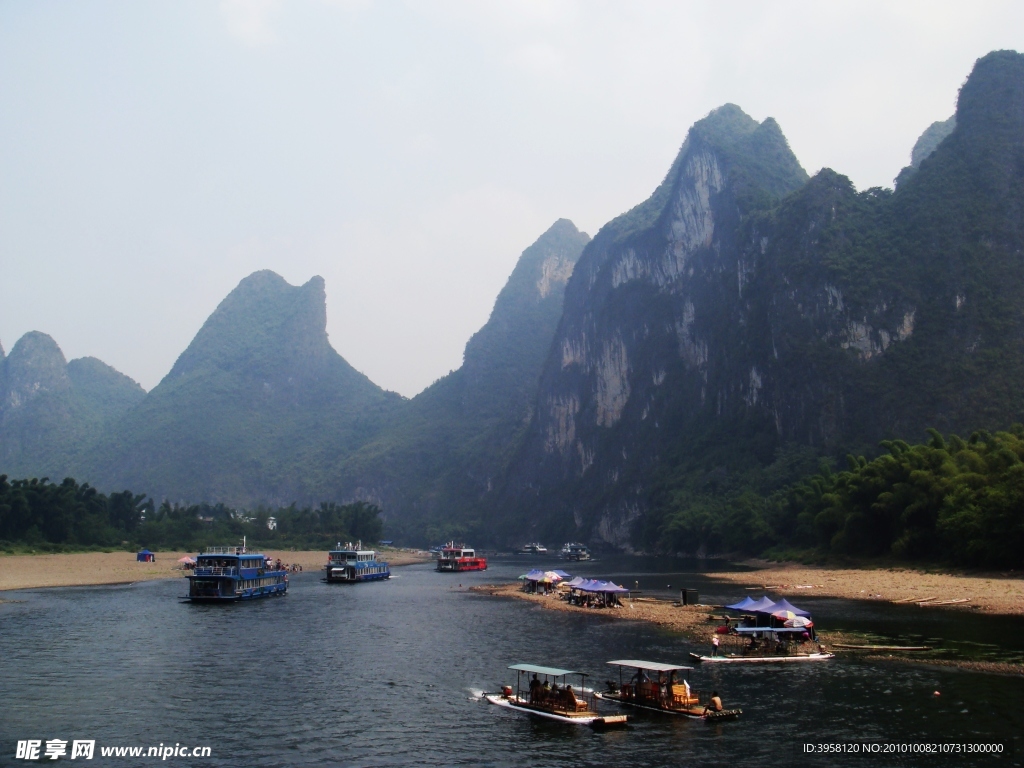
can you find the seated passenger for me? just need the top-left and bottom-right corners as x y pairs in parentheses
(564, 685), (580, 709)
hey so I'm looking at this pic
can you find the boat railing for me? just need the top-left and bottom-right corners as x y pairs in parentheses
(194, 566), (238, 576)
(204, 546), (246, 555)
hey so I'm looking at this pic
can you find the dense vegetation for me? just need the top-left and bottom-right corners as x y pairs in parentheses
(645, 51), (1024, 567)
(0, 475), (383, 553)
(648, 426), (1024, 569)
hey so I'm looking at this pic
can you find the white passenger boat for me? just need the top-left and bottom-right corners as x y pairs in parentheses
(595, 660), (741, 720)
(485, 663), (628, 728)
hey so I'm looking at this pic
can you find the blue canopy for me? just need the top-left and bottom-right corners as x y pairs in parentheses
(745, 597), (777, 613)
(551, 570), (573, 580)
(521, 569), (545, 581)
(769, 598), (811, 617)
(725, 596), (758, 611)
(575, 579), (629, 594)
(565, 576), (586, 587)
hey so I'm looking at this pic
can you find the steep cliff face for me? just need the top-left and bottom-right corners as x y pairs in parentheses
(0, 332), (145, 478)
(335, 220), (590, 540)
(501, 50), (1024, 551)
(87, 271), (401, 505)
(499, 106), (808, 547)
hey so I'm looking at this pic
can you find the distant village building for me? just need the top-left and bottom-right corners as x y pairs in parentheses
(266, 517), (277, 531)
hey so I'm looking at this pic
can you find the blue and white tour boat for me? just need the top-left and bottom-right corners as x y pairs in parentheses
(185, 544), (288, 602)
(324, 542), (391, 583)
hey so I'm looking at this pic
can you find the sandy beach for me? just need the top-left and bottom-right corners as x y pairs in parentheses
(709, 562), (1024, 616)
(472, 583), (722, 644)
(0, 548), (431, 592)
(474, 567), (1024, 676)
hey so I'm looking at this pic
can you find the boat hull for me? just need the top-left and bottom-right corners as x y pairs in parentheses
(689, 652), (835, 664)
(484, 694), (627, 727)
(436, 559), (487, 572)
(185, 583), (288, 602)
(594, 692), (740, 720)
(324, 570), (391, 583)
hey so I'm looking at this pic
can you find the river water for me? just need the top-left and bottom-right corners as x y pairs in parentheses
(2, 556), (1023, 767)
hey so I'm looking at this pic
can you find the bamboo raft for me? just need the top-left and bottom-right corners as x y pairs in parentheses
(833, 644), (932, 651)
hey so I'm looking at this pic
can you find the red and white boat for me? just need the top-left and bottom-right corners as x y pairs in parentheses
(435, 542), (487, 572)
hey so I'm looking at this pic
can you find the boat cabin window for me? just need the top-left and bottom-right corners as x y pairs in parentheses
(198, 557), (237, 568)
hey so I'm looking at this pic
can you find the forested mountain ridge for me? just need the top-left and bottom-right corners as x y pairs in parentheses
(498, 50), (1024, 553)
(82, 271), (403, 506)
(4, 51), (1024, 559)
(1, 220), (588, 528)
(334, 219), (590, 540)
(0, 332), (145, 480)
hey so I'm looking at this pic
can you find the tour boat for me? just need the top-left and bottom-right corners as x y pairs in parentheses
(324, 543), (391, 583)
(485, 664), (628, 728)
(435, 542), (487, 572)
(560, 542), (591, 561)
(689, 627), (835, 663)
(595, 660), (741, 720)
(185, 545), (287, 601)
(517, 543), (548, 555)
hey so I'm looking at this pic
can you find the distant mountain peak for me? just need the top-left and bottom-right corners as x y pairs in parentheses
(956, 50), (1024, 140)
(911, 117), (956, 168)
(166, 270), (331, 382)
(3, 332), (71, 410)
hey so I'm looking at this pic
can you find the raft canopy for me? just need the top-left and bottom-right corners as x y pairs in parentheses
(606, 660), (693, 672)
(509, 663), (579, 677)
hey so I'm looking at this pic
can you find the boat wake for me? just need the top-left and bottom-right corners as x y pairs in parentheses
(468, 688), (486, 701)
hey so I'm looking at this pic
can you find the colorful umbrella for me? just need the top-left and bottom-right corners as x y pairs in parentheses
(784, 616), (813, 628)
(773, 610), (799, 621)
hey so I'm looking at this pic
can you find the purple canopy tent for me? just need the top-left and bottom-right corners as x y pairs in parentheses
(769, 598), (811, 617)
(745, 597), (777, 613)
(568, 578), (629, 607)
(724, 598), (757, 610)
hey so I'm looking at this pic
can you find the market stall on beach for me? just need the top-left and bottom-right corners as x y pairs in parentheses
(567, 579), (630, 608)
(690, 594), (831, 663)
(519, 569), (572, 594)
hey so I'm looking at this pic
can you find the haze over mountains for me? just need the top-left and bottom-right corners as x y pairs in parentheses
(4, 50), (1024, 551)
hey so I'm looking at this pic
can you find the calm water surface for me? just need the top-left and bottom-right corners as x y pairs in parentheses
(2, 557), (1023, 767)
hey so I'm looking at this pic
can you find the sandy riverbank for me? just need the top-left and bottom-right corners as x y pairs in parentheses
(472, 583), (723, 644)
(709, 562), (1024, 616)
(473, 578), (1024, 676)
(0, 548), (431, 592)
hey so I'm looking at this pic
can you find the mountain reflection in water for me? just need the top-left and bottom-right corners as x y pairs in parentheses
(1, 557), (1021, 767)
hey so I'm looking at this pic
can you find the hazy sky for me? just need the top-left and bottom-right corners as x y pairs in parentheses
(2, 2), (1022, 397)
